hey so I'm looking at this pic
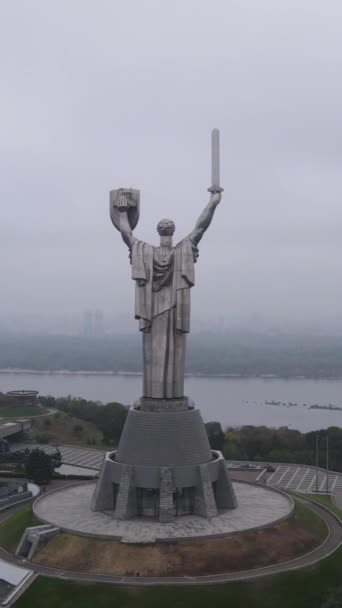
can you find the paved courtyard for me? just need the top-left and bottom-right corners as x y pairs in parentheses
(228, 460), (342, 495)
(13, 442), (104, 470)
(12, 442), (342, 496)
(265, 463), (342, 493)
(33, 481), (293, 543)
(13, 440), (342, 499)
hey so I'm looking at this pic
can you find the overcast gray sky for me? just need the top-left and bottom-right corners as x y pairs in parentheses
(0, 0), (341, 328)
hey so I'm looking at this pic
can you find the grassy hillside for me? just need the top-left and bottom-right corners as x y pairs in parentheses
(33, 501), (327, 576)
(15, 546), (342, 608)
(0, 506), (38, 552)
(0, 402), (48, 418)
(30, 411), (104, 448)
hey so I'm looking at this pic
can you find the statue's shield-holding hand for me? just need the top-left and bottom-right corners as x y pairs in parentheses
(110, 188), (140, 231)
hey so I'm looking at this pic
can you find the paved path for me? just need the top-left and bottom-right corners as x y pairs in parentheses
(0, 506), (35, 606)
(0, 495), (341, 587)
(0, 558), (30, 587)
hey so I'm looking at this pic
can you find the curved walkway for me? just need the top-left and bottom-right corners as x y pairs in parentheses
(0, 495), (341, 587)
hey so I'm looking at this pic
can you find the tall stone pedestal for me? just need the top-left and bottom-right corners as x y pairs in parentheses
(92, 397), (237, 522)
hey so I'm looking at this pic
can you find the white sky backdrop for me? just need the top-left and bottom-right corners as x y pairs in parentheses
(0, 1), (341, 327)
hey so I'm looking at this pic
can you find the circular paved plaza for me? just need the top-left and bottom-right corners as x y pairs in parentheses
(34, 481), (293, 543)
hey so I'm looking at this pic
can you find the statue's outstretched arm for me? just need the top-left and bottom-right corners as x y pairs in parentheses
(113, 191), (135, 248)
(189, 192), (222, 245)
(118, 209), (134, 249)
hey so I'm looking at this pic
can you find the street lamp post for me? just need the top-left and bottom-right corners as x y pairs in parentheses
(315, 434), (319, 493)
(326, 434), (329, 494)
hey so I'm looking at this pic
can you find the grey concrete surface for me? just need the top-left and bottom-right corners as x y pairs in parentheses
(332, 489), (342, 511)
(115, 408), (212, 466)
(12, 442), (104, 470)
(34, 481), (292, 542)
(229, 460), (342, 495)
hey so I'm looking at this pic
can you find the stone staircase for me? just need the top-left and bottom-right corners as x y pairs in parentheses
(16, 524), (60, 560)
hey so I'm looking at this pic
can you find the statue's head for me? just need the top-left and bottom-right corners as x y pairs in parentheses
(157, 218), (175, 236)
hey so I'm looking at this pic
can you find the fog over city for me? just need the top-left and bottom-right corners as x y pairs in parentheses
(1, 1), (341, 331)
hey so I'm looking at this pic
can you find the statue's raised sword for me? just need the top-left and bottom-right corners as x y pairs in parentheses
(110, 129), (222, 231)
(208, 128), (223, 194)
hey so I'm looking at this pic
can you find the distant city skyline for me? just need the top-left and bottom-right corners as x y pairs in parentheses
(1, 309), (342, 336)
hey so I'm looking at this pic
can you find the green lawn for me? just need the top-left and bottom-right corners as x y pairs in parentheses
(307, 494), (342, 520)
(293, 499), (328, 540)
(0, 506), (38, 552)
(0, 498), (335, 607)
(0, 404), (48, 417)
(14, 498), (340, 608)
(14, 546), (342, 608)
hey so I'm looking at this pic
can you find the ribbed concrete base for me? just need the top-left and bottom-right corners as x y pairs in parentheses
(134, 396), (194, 412)
(92, 399), (237, 522)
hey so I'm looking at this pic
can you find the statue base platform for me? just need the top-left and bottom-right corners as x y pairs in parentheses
(91, 397), (237, 523)
(134, 396), (194, 412)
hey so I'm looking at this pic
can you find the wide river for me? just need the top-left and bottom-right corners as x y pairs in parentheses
(1, 372), (342, 432)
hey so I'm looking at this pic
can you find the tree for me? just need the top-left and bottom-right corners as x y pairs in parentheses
(94, 403), (128, 445)
(205, 422), (225, 451)
(50, 448), (62, 469)
(25, 448), (54, 485)
(51, 397), (128, 445)
(321, 587), (342, 607)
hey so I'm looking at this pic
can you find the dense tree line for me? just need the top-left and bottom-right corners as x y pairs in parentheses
(0, 393), (20, 407)
(205, 423), (342, 473)
(39, 396), (342, 472)
(2, 331), (342, 377)
(321, 587), (342, 608)
(0, 334), (141, 372)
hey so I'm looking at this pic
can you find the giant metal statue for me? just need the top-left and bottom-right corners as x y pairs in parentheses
(92, 130), (236, 522)
(110, 129), (222, 400)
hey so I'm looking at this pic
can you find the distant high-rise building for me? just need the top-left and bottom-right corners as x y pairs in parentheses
(94, 309), (104, 337)
(82, 309), (104, 337)
(83, 310), (93, 337)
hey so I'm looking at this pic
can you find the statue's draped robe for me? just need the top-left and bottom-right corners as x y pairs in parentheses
(131, 237), (198, 399)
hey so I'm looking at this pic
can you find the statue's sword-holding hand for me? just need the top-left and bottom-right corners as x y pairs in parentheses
(210, 191), (222, 206)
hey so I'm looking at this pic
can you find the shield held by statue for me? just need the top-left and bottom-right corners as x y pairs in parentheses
(109, 188), (140, 232)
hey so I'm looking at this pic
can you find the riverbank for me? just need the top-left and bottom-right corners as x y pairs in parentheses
(1, 372), (342, 432)
(2, 368), (342, 380)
